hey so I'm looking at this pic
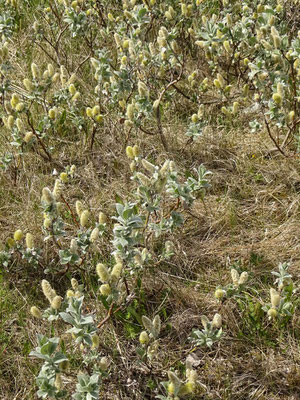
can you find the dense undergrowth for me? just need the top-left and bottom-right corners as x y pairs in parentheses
(0, 0), (299, 399)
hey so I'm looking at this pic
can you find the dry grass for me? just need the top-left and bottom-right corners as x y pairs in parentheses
(1, 122), (299, 399)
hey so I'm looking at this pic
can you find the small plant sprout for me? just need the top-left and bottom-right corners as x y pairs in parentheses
(215, 266), (249, 301)
(96, 261), (123, 303)
(272, 262), (293, 290)
(158, 362), (198, 400)
(189, 313), (223, 348)
(263, 262), (296, 322)
(30, 278), (110, 398)
(137, 315), (161, 361)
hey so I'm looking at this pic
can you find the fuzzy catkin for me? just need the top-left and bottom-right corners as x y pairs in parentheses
(14, 229), (23, 241)
(110, 262), (122, 280)
(71, 278), (79, 291)
(99, 212), (107, 224)
(212, 313), (222, 328)
(80, 210), (90, 227)
(53, 179), (63, 199)
(26, 233), (34, 249)
(75, 200), (84, 217)
(96, 263), (109, 282)
(90, 227), (99, 242)
(270, 288), (280, 307)
(41, 280), (56, 302)
(42, 187), (54, 204)
(30, 306), (42, 319)
(51, 296), (62, 310)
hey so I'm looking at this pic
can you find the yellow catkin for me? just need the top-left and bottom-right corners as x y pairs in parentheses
(99, 356), (109, 370)
(60, 172), (68, 183)
(75, 201), (84, 217)
(66, 289), (75, 298)
(96, 263), (109, 282)
(212, 313), (222, 328)
(71, 278), (79, 291)
(54, 374), (62, 390)
(100, 283), (111, 296)
(53, 179), (63, 199)
(215, 288), (225, 299)
(90, 227), (99, 242)
(270, 288), (280, 307)
(132, 145), (139, 157)
(26, 233), (34, 249)
(41, 280), (56, 302)
(51, 296), (62, 310)
(99, 212), (107, 224)
(31, 63), (39, 79)
(110, 263), (123, 280)
(80, 210), (90, 227)
(126, 146), (134, 159)
(142, 159), (156, 174)
(139, 330), (149, 344)
(30, 306), (42, 319)
(14, 229), (23, 241)
(42, 187), (54, 204)
(91, 334), (100, 349)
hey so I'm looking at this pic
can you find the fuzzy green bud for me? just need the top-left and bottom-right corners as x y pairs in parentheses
(96, 263), (109, 282)
(48, 108), (57, 120)
(41, 280), (56, 302)
(30, 306), (42, 319)
(287, 111), (295, 124)
(14, 229), (23, 241)
(110, 263), (123, 280)
(31, 63), (39, 79)
(26, 233), (34, 249)
(212, 313), (222, 328)
(126, 146), (135, 159)
(100, 283), (111, 296)
(75, 201), (84, 217)
(232, 102), (239, 114)
(80, 210), (90, 227)
(91, 334), (100, 349)
(272, 93), (282, 106)
(268, 308), (278, 318)
(51, 296), (62, 310)
(215, 288), (225, 299)
(139, 330), (149, 345)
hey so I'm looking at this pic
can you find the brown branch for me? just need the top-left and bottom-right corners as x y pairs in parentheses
(74, 53), (92, 75)
(155, 67), (183, 151)
(263, 114), (286, 156)
(97, 303), (116, 329)
(282, 118), (300, 149)
(26, 112), (53, 162)
(60, 194), (80, 228)
(139, 125), (155, 136)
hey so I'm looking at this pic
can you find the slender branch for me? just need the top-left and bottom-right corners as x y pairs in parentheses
(26, 112), (53, 162)
(263, 114), (286, 156)
(155, 67), (183, 151)
(60, 194), (80, 228)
